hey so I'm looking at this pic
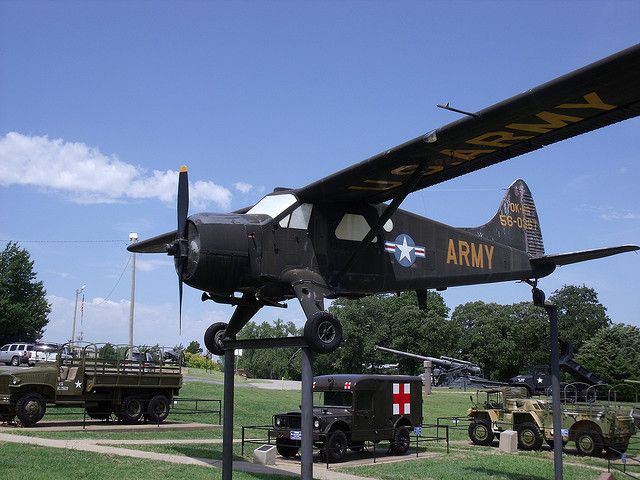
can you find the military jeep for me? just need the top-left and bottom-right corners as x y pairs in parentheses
(467, 387), (636, 456)
(272, 374), (423, 462)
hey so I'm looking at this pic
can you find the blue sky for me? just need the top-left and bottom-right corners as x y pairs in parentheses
(1, 1), (638, 349)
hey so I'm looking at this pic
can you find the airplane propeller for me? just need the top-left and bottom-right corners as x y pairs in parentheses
(167, 165), (189, 333)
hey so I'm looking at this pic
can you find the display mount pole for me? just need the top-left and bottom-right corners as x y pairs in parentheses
(222, 347), (235, 480)
(300, 347), (314, 480)
(531, 285), (563, 480)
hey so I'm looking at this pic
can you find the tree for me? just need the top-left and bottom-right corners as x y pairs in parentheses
(236, 319), (302, 379)
(186, 340), (202, 355)
(0, 242), (51, 345)
(574, 324), (640, 387)
(550, 285), (610, 352)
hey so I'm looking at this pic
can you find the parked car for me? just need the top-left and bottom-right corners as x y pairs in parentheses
(32, 343), (72, 364)
(0, 343), (35, 366)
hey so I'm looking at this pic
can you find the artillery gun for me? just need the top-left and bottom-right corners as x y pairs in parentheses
(373, 345), (504, 388)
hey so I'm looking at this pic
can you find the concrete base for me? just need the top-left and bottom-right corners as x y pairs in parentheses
(499, 430), (518, 453)
(253, 444), (277, 465)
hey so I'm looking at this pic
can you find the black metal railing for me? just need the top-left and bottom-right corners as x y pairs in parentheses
(609, 435), (640, 478)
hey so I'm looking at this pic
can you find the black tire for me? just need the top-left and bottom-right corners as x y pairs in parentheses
(324, 430), (348, 462)
(119, 396), (144, 424)
(468, 419), (494, 446)
(16, 393), (46, 427)
(275, 441), (299, 459)
(517, 422), (544, 451)
(575, 431), (603, 457)
(10, 356), (20, 366)
(145, 395), (170, 423)
(204, 322), (228, 356)
(303, 312), (343, 354)
(391, 426), (411, 455)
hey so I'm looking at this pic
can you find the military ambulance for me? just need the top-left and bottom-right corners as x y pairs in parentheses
(272, 374), (423, 462)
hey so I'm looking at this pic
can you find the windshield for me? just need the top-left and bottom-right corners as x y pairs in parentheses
(247, 193), (297, 219)
(314, 391), (352, 407)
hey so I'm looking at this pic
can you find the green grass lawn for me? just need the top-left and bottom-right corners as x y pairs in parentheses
(2, 381), (628, 479)
(0, 443), (290, 480)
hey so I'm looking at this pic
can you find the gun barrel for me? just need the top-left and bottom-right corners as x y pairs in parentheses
(374, 345), (482, 374)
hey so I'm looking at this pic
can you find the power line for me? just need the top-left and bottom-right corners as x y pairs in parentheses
(95, 255), (132, 306)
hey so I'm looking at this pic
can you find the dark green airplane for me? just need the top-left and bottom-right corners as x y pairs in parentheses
(130, 44), (640, 355)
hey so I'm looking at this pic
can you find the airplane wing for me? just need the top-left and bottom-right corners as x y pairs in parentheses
(296, 44), (640, 204)
(530, 245), (639, 268)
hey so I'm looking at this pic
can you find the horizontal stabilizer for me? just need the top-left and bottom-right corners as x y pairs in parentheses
(530, 245), (639, 267)
(128, 230), (176, 253)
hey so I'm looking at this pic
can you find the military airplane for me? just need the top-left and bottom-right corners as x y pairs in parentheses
(129, 44), (640, 356)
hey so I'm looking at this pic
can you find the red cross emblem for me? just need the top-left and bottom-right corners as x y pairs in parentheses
(393, 383), (411, 415)
(344, 381), (352, 390)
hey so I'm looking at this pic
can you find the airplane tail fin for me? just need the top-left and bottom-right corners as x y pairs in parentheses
(464, 179), (545, 257)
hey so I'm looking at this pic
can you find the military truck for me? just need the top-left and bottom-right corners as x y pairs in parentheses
(272, 374), (423, 462)
(467, 387), (636, 456)
(0, 343), (182, 427)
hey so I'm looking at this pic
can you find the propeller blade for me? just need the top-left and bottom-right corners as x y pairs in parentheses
(177, 166), (189, 238)
(178, 266), (184, 335)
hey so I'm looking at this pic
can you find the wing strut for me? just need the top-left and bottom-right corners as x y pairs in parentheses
(330, 159), (429, 286)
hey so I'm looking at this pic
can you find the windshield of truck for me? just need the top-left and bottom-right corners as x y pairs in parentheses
(314, 391), (352, 407)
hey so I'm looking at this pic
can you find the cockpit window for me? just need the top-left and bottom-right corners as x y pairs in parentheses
(335, 213), (376, 242)
(279, 203), (313, 229)
(247, 193), (297, 219)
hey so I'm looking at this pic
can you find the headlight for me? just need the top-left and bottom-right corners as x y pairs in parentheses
(10, 376), (20, 385)
(314, 420), (320, 428)
(275, 417), (281, 426)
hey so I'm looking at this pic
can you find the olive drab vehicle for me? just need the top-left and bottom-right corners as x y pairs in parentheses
(467, 387), (636, 456)
(271, 375), (423, 462)
(0, 344), (182, 427)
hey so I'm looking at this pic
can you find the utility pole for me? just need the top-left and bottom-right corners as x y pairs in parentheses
(128, 232), (138, 360)
(70, 285), (85, 344)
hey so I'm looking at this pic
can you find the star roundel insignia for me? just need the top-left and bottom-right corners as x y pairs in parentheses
(385, 234), (426, 267)
(75, 380), (82, 389)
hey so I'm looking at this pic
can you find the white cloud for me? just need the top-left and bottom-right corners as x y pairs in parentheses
(233, 181), (253, 194)
(600, 211), (640, 221)
(0, 132), (231, 210)
(136, 257), (173, 272)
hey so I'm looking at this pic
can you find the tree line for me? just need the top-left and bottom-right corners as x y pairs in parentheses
(236, 287), (640, 387)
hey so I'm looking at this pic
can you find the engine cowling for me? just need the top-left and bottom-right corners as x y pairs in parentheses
(177, 213), (258, 295)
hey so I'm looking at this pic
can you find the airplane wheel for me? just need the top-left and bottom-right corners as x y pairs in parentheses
(204, 322), (228, 356)
(304, 312), (343, 354)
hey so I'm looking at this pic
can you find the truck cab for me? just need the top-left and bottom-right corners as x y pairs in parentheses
(272, 374), (423, 462)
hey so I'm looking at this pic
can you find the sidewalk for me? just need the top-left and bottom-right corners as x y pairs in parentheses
(0, 432), (368, 480)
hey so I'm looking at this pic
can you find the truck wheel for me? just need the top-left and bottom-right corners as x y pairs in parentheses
(119, 396), (144, 424)
(204, 322), (228, 356)
(324, 430), (348, 462)
(391, 426), (410, 455)
(575, 431), (603, 456)
(468, 419), (494, 446)
(517, 422), (543, 451)
(11, 356), (20, 366)
(145, 395), (170, 423)
(275, 440), (299, 458)
(16, 393), (46, 427)
(304, 312), (343, 354)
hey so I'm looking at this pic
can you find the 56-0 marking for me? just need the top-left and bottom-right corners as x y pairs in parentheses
(499, 214), (538, 230)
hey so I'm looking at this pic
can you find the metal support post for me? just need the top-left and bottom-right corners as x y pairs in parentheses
(532, 286), (563, 480)
(547, 302), (564, 480)
(222, 348), (235, 480)
(301, 347), (314, 480)
(423, 360), (432, 396)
